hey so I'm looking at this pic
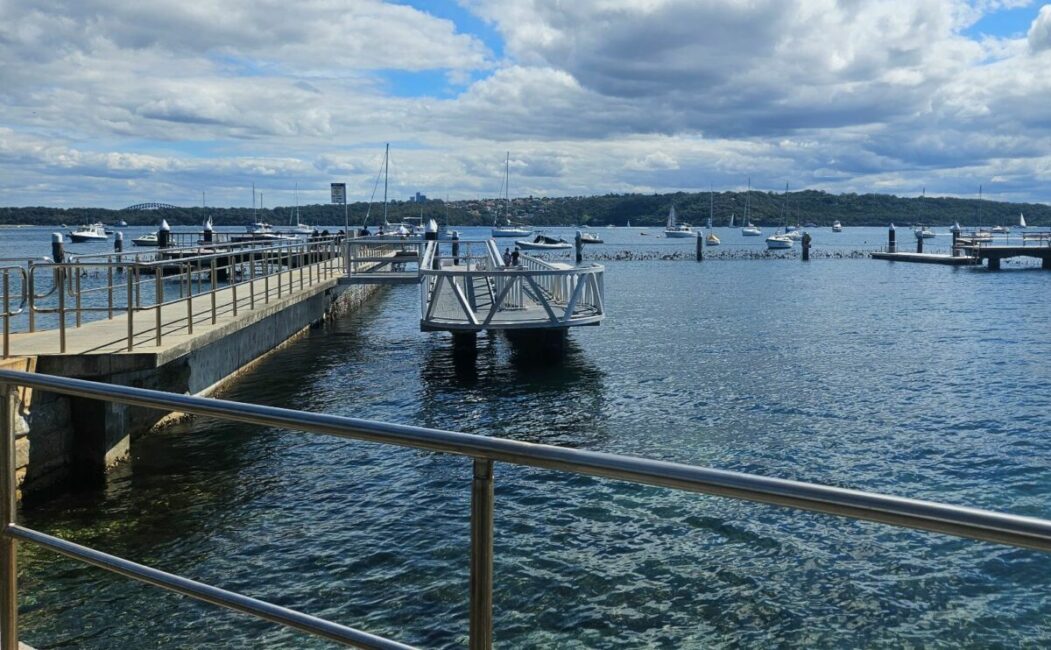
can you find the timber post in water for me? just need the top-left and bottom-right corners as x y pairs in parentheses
(916, 232), (924, 254)
(51, 232), (65, 264)
(202, 218), (214, 243)
(951, 222), (961, 256)
(575, 230), (583, 264)
(888, 223), (896, 253)
(802, 232), (811, 261)
(158, 219), (171, 249)
(114, 231), (123, 254)
(452, 232), (460, 265)
(696, 232), (703, 261)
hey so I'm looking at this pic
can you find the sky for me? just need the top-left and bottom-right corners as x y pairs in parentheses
(2, 0), (1051, 209)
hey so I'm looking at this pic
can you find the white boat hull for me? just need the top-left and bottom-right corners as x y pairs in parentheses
(493, 228), (531, 237)
(766, 236), (793, 249)
(69, 233), (108, 242)
(515, 239), (572, 250)
(664, 230), (696, 238)
(741, 227), (761, 236)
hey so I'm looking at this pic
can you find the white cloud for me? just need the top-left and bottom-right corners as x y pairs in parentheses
(1028, 4), (1051, 51)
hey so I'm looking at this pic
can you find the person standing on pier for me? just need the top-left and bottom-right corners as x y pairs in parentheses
(511, 247), (520, 266)
(503, 248), (512, 266)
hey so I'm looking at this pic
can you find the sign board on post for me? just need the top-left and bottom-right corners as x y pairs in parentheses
(330, 183), (346, 204)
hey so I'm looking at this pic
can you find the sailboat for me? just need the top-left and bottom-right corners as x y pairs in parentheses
(289, 184), (314, 235)
(729, 213), (735, 228)
(1019, 213), (1027, 229)
(492, 153), (532, 237)
(832, 220), (843, 232)
(766, 183), (794, 249)
(741, 178), (761, 236)
(705, 187), (720, 246)
(663, 205), (695, 237)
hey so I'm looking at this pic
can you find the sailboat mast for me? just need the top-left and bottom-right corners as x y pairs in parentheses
(709, 185), (714, 229)
(383, 143), (390, 225)
(252, 182), (256, 221)
(504, 151), (510, 222)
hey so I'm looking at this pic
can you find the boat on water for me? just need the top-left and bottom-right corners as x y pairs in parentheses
(741, 178), (761, 235)
(132, 233), (159, 247)
(784, 229), (803, 240)
(1019, 213), (1027, 229)
(580, 232), (603, 244)
(705, 188), (719, 245)
(663, 206), (695, 238)
(991, 225), (1009, 234)
(492, 153), (532, 238)
(288, 184), (315, 235)
(118, 220), (129, 227)
(516, 235), (572, 250)
(766, 233), (793, 249)
(766, 183), (795, 250)
(914, 225), (936, 239)
(832, 220), (843, 232)
(68, 223), (109, 242)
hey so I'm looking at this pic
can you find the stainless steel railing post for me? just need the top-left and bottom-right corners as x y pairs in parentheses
(57, 267), (66, 353)
(0, 384), (18, 650)
(126, 265), (134, 351)
(185, 264), (193, 335)
(74, 267), (82, 328)
(264, 250), (271, 303)
(107, 263), (114, 320)
(469, 458), (494, 650)
(210, 258), (218, 325)
(2, 274), (8, 360)
(249, 250), (255, 310)
(155, 268), (163, 346)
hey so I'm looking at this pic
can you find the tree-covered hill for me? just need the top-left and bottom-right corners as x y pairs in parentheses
(1, 189), (1047, 228)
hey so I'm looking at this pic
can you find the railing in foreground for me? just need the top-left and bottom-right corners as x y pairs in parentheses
(1, 371), (1050, 649)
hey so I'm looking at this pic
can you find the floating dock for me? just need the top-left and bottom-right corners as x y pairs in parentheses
(870, 251), (978, 265)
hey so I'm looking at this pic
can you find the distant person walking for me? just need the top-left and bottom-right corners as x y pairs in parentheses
(511, 247), (520, 266)
(503, 248), (512, 266)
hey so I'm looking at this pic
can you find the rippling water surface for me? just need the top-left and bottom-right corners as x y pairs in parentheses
(9, 225), (1051, 647)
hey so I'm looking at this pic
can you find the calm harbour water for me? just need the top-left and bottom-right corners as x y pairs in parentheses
(6, 224), (1051, 647)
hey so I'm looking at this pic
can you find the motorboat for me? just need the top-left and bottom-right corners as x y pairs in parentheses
(766, 233), (794, 249)
(68, 223), (109, 242)
(663, 206), (695, 238)
(132, 232), (159, 247)
(706, 232), (720, 246)
(832, 220), (843, 232)
(785, 229), (803, 240)
(914, 226), (936, 239)
(580, 232), (603, 244)
(741, 224), (761, 236)
(516, 235), (572, 250)
(785, 224), (799, 232)
(991, 225), (1009, 234)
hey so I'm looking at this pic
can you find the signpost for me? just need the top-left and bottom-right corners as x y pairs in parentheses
(332, 183), (348, 271)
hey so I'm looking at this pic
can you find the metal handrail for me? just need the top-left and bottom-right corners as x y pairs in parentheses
(0, 369), (1049, 650)
(9, 238), (344, 353)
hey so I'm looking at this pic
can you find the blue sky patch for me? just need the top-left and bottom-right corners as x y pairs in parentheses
(964, 4), (1039, 39)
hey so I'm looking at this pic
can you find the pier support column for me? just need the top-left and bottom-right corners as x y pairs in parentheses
(887, 224), (896, 253)
(802, 232), (811, 261)
(575, 231), (583, 265)
(1043, 255), (1051, 270)
(987, 257), (1001, 271)
(114, 232), (123, 254)
(452, 233), (460, 266)
(453, 332), (477, 353)
(695, 233), (703, 261)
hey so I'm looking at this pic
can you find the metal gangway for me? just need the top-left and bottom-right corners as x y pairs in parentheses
(343, 237), (605, 334)
(419, 239), (603, 333)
